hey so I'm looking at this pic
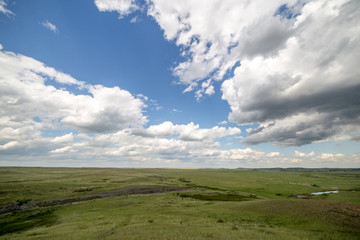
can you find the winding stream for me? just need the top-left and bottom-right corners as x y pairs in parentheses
(311, 190), (339, 195)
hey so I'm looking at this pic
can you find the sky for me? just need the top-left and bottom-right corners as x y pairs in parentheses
(0, 0), (359, 168)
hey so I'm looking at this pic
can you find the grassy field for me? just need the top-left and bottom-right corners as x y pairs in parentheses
(0, 167), (359, 239)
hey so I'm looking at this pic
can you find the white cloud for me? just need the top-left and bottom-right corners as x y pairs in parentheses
(92, 132), (294, 167)
(195, 80), (216, 100)
(0, 0), (13, 16)
(1, 112), (358, 168)
(42, 20), (58, 33)
(136, 94), (148, 101)
(146, 0), (298, 92)
(0, 47), (147, 135)
(95, 0), (139, 18)
(221, 0), (360, 146)
(0, 47), (84, 86)
(0, 141), (19, 150)
(132, 121), (175, 137)
(0, 46), (253, 167)
(51, 133), (74, 144)
(294, 150), (315, 158)
(61, 85), (147, 133)
(176, 122), (240, 142)
(94, 0), (298, 93)
(132, 121), (241, 142)
(148, 99), (162, 111)
(93, 0), (360, 146)
(144, 0), (360, 146)
(267, 152), (280, 157)
(171, 108), (182, 113)
(2, 0), (359, 167)
(50, 146), (75, 154)
(130, 16), (140, 23)
(205, 85), (215, 96)
(311, 153), (347, 162)
(218, 120), (228, 125)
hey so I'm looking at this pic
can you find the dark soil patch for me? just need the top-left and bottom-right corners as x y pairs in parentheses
(0, 186), (190, 214)
(96, 186), (189, 197)
(179, 192), (256, 202)
(185, 183), (225, 191)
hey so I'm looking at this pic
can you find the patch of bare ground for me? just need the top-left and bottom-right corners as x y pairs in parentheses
(0, 186), (190, 214)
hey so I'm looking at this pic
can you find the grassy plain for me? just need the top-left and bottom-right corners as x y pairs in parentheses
(0, 167), (359, 239)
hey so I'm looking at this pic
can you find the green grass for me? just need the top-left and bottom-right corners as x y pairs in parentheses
(0, 167), (359, 239)
(0, 208), (57, 236)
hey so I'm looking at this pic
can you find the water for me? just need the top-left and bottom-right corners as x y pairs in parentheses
(311, 190), (339, 195)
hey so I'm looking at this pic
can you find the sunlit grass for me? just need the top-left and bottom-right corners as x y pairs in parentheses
(0, 167), (359, 239)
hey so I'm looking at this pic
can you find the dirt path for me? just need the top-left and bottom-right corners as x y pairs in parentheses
(0, 186), (190, 214)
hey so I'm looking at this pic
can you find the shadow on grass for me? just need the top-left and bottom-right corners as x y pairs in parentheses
(0, 208), (57, 236)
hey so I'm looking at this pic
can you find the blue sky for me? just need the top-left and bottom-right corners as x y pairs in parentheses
(0, 0), (230, 127)
(0, 0), (359, 168)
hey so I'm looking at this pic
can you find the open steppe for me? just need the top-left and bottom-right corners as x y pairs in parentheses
(0, 167), (359, 239)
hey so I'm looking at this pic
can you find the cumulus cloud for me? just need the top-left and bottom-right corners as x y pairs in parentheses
(94, 0), (360, 146)
(61, 85), (147, 133)
(222, 0), (360, 146)
(0, 0), (13, 16)
(2, 0), (359, 167)
(95, 0), (139, 18)
(132, 121), (176, 137)
(267, 152), (280, 157)
(0, 46), (147, 136)
(1, 46), (267, 168)
(144, 0), (360, 146)
(41, 20), (58, 33)
(50, 146), (75, 154)
(94, 0), (298, 92)
(311, 153), (348, 163)
(294, 150), (315, 158)
(146, 0), (298, 91)
(132, 121), (241, 141)
(38, 126), (281, 167)
(176, 122), (240, 141)
(77, 131), (305, 167)
(51, 133), (74, 144)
